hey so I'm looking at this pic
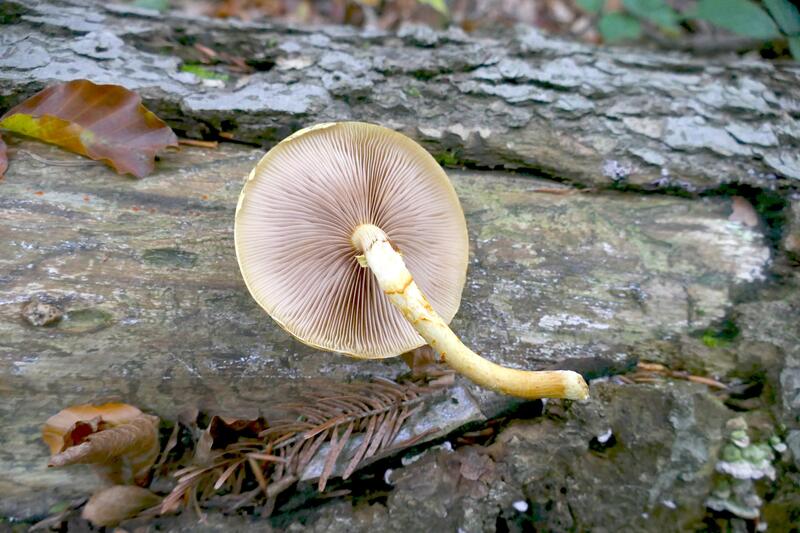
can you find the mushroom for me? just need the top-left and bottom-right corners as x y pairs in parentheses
(235, 122), (588, 400)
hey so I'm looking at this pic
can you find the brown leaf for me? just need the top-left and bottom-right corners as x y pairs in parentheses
(193, 415), (267, 465)
(48, 413), (160, 485)
(82, 485), (161, 527)
(42, 402), (143, 455)
(401, 344), (439, 375)
(193, 426), (215, 466)
(400, 345), (456, 385)
(729, 196), (759, 227)
(209, 415), (268, 446)
(0, 133), (7, 178)
(0, 80), (177, 178)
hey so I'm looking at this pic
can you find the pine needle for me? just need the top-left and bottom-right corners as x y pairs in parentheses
(121, 377), (445, 520)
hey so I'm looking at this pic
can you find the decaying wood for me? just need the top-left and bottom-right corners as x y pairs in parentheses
(0, 0), (792, 521)
(1, 0), (798, 191)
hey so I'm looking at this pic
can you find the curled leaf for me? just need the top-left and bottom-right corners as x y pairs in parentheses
(0, 80), (177, 178)
(207, 415), (268, 448)
(50, 414), (160, 485)
(401, 344), (439, 377)
(193, 414), (268, 465)
(42, 402), (143, 455)
(44, 403), (159, 485)
(0, 133), (6, 178)
(729, 196), (759, 227)
(82, 485), (161, 527)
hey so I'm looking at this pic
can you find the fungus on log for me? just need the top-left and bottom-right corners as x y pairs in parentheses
(235, 122), (588, 400)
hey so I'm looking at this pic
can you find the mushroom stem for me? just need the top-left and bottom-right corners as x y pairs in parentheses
(352, 224), (589, 400)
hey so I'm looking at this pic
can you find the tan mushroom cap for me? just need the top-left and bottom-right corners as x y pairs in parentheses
(235, 122), (469, 359)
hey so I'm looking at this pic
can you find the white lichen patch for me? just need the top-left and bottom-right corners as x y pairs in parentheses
(602, 159), (634, 181)
(649, 215), (770, 283)
(596, 428), (613, 444)
(276, 56), (314, 71)
(512, 500), (529, 512)
(716, 459), (775, 481)
(538, 313), (610, 331)
(447, 123), (492, 141)
(418, 126), (443, 139)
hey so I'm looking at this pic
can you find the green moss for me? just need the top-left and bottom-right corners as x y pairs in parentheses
(405, 86), (422, 98)
(701, 319), (740, 348)
(412, 69), (437, 81)
(702, 333), (721, 348)
(180, 64), (229, 81)
(435, 150), (459, 167)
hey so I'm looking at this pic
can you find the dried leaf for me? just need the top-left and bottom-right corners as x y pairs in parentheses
(400, 344), (440, 378)
(0, 80), (177, 178)
(208, 415), (267, 447)
(729, 196), (759, 227)
(193, 426), (215, 465)
(42, 402), (143, 455)
(49, 413), (160, 485)
(0, 133), (7, 178)
(82, 485), (161, 527)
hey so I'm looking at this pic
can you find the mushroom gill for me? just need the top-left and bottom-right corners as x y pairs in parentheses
(235, 122), (468, 359)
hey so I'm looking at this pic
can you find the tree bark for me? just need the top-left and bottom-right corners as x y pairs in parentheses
(1, 0), (799, 192)
(0, 0), (797, 521)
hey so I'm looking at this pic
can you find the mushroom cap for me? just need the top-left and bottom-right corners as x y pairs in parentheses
(235, 122), (469, 359)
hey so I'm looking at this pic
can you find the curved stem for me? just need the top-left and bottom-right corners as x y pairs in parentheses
(352, 224), (589, 400)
